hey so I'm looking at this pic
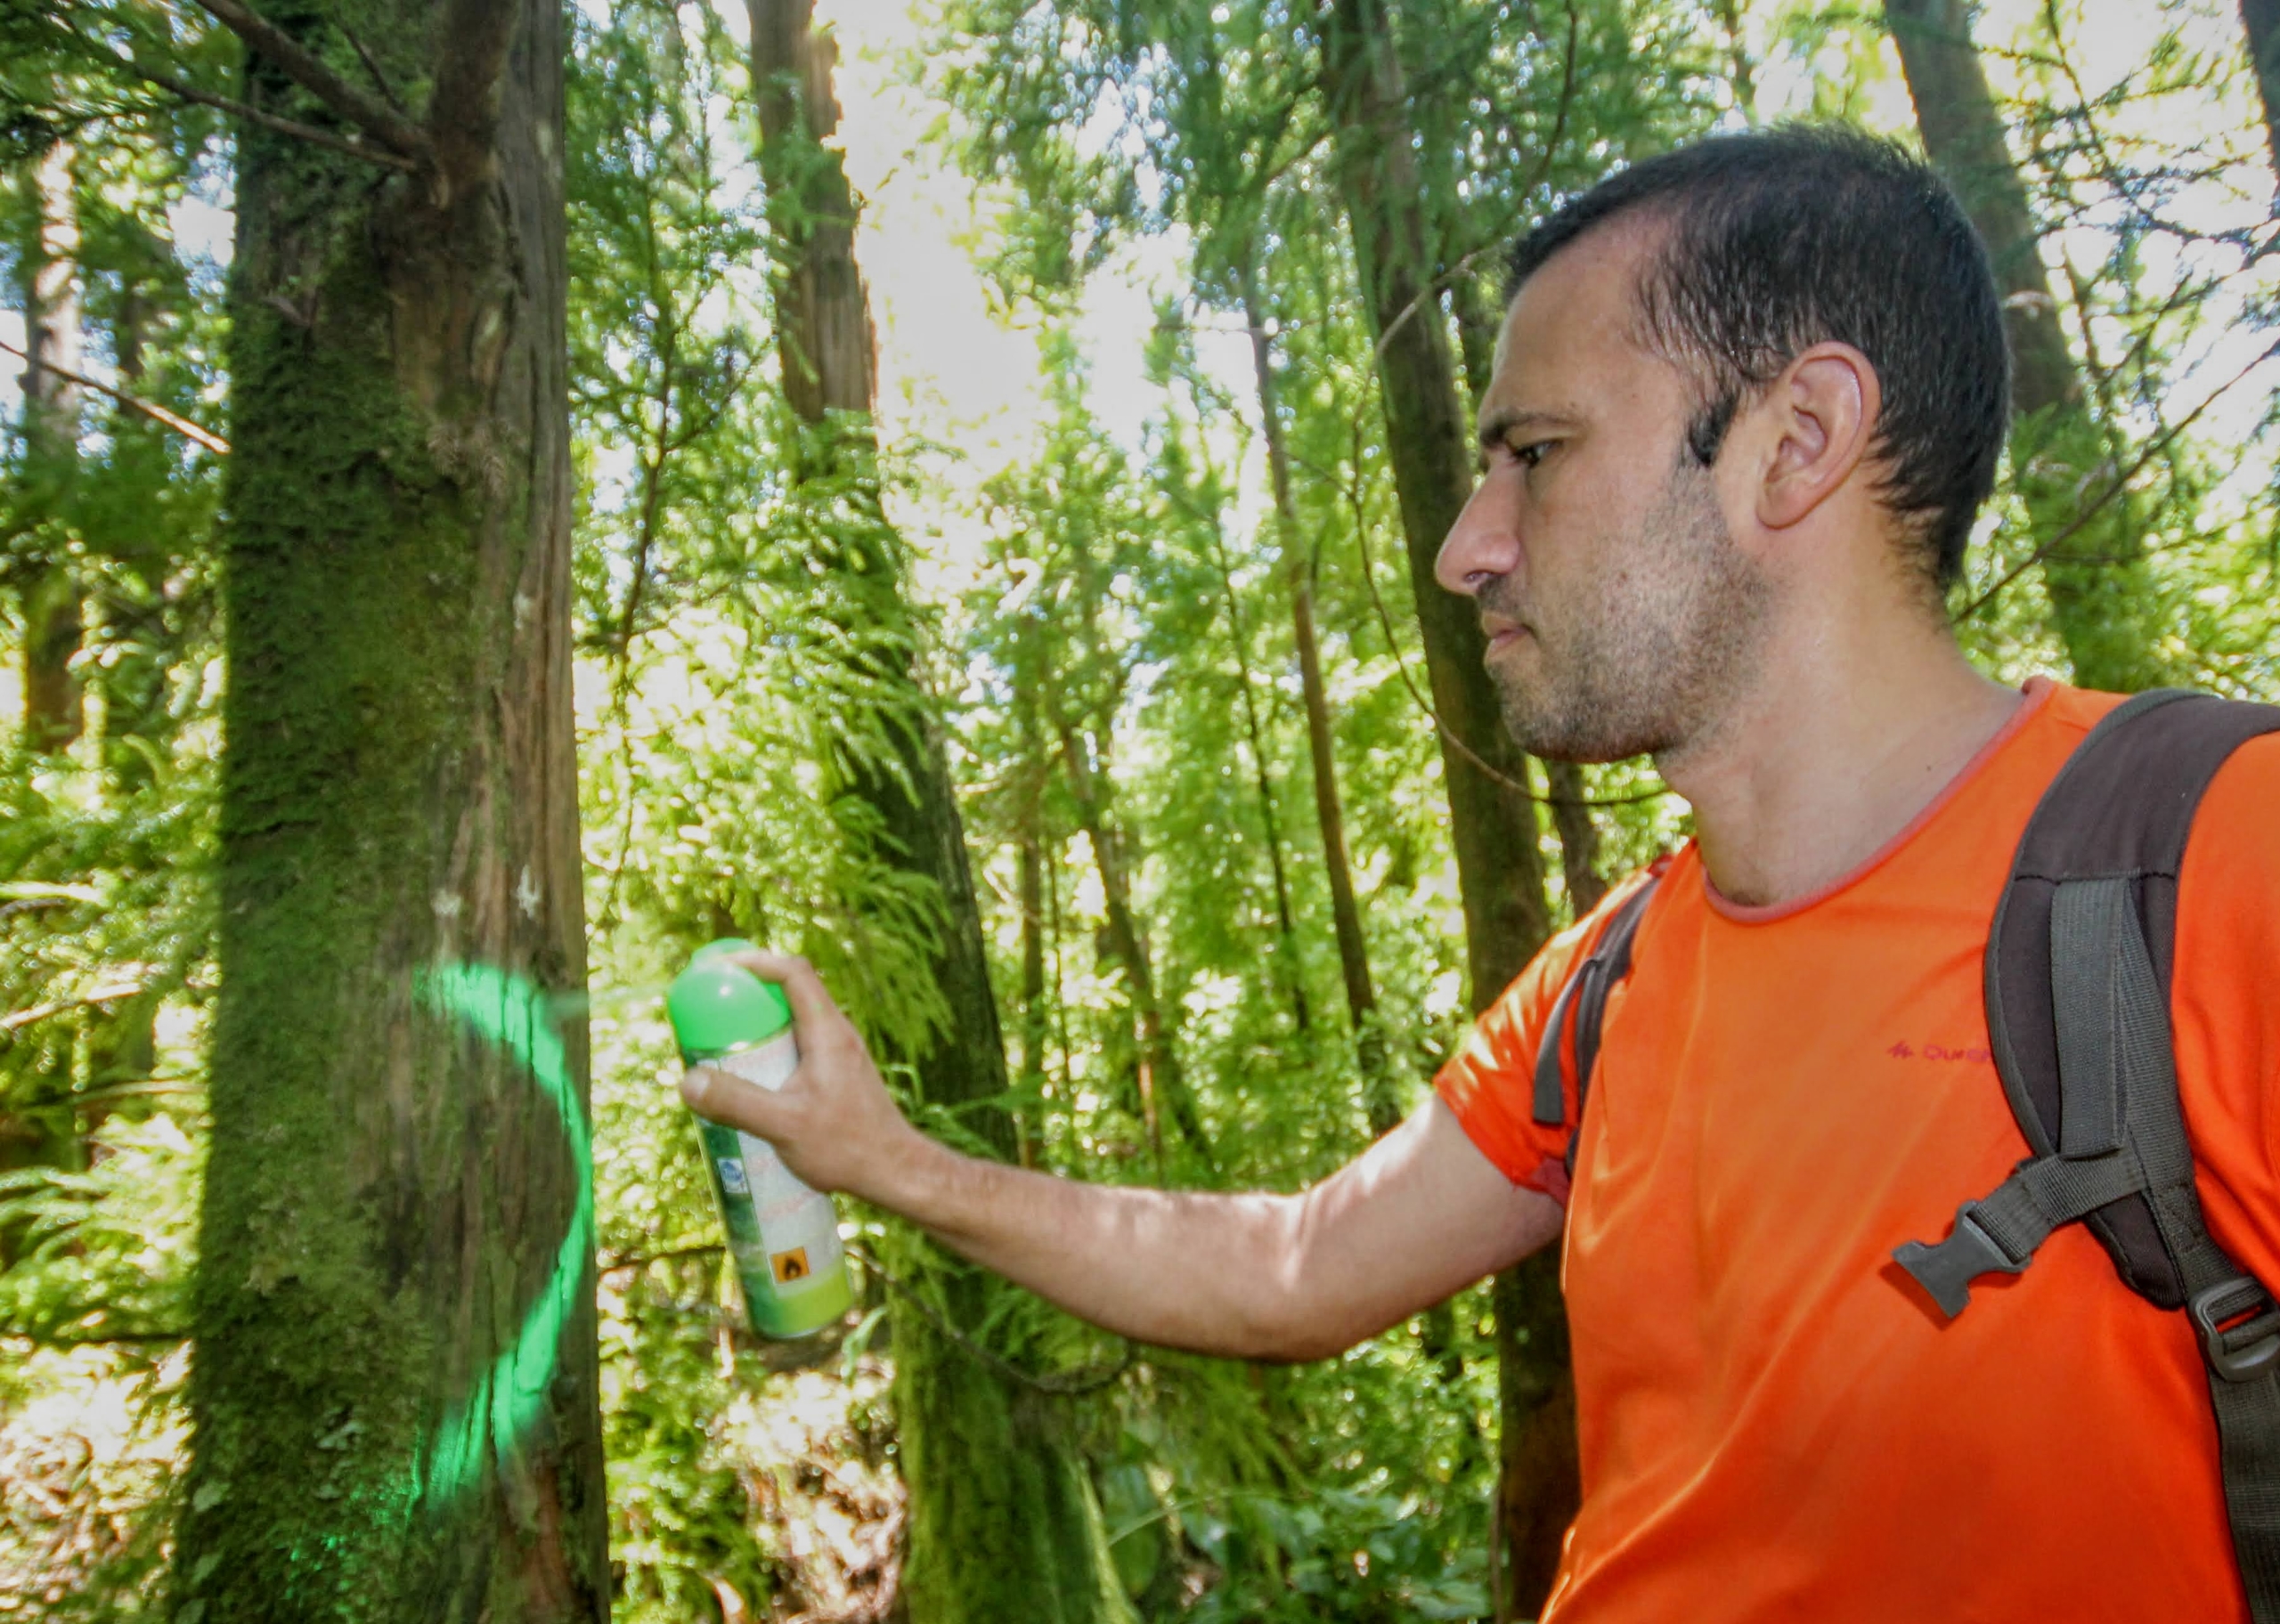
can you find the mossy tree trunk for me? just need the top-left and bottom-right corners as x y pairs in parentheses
(1314, 4), (1570, 1614)
(746, 4), (1134, 1618)
(1887, 0), (2168, 693)
(175, 1), (607, 1617)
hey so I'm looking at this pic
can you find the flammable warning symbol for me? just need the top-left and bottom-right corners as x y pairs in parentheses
(771, 1247), (811, 1284)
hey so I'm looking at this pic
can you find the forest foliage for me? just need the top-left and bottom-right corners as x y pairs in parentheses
(1, 0), (2276, 1619)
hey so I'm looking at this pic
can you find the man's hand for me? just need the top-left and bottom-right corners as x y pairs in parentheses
(678, 950), (940, 1209)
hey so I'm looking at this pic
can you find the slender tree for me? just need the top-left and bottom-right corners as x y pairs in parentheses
(1241, 267), (1396, 1130)
(746, 4), (1134, 1617)
(1199, 499), (1312, 1035)
(1313, 5), (1576, 1609)
(1887, 0), (2168, 693)
(2243, 0), (2280, 177)
(19, 136), (84, 753)
(171, 0), (608, 1613)
(1055, 716), (1214, 1167)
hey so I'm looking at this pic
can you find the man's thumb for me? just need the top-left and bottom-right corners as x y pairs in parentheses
(680, 1063), (789, 1141)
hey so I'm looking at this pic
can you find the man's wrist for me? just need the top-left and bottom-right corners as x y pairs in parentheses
(851, 1122), (960, 1220)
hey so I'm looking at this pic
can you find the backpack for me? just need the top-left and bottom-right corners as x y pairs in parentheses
(1528, 688), (2280, 1617)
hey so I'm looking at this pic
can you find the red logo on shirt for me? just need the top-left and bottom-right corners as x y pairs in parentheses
(1888, 1040), (1991, 1064)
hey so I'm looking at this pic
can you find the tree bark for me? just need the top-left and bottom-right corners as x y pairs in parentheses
(1315, 6), (1569, 1614)
(1886, 0), (2167, 694)
(748, 5), (1134, 1619)
(20, 137), (84, 754)
(2242, 0), (2280, 181)
(1018, 818), (1046, 1171)
(1544, 761), (1607, 917)
(1241, 276), (1393, 1133)
(1316, 1), (1554, 1008)
(175, 0), (609, 1616)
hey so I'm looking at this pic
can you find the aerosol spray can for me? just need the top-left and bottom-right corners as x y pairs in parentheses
(666, 938), (853, 1338)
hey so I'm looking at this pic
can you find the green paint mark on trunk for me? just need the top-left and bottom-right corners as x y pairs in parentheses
(412, 962), (594, 1502)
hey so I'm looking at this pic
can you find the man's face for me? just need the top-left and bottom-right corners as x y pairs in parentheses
(1436, 222), (1773, 765)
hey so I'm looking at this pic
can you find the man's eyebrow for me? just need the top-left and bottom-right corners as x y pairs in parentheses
(1476, 406), (1580, 452)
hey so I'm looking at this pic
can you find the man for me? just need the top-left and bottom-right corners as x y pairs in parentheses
(685, 128), (2280, 1620)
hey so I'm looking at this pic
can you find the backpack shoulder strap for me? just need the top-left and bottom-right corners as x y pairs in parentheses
(1896, 689), (2280, 1313)
(1532, 874), (1661, 1179)
(1892, 688), (2280, 1620)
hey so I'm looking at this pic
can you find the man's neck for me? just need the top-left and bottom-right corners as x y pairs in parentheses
(1657, 605), (2024, 910)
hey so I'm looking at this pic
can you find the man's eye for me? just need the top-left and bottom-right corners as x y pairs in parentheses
(1512, 440), (1551, 469)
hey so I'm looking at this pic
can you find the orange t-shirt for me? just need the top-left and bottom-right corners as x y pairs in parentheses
(1437, 680), (2280, 1622)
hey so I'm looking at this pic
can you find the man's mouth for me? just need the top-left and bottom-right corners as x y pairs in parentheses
(1481, 613), (1528, 653)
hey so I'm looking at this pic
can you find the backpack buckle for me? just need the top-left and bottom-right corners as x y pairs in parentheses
(2190, 1279), (2280, 1384)
(1893, 1200), (2030, 1320)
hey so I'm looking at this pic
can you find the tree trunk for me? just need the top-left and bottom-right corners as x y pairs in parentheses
(2241, 0), (2280, 181)
(1545, 761), (1607, 917)
(1241, 276), (1393, 1133)
(1199, 500), (1311, 1037)
(1315, 6), (1569, 1614)
(748, 5), (1134, 1619)
(20, 136), (84, 754)
(1014, 659), (1054, 1171)
(1886, 0), (2167, 694)
(175, 2), (609, 1617)
(1054, 721), (1216, 1170)
(1018, 822), (1045, 1171)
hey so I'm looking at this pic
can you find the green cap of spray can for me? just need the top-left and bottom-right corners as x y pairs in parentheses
(667, 938), (853, 1339)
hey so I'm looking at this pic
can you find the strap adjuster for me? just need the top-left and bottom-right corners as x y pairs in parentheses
(2190, 1279), (2280, 1384)
(1893, 1201), (2029, 1320)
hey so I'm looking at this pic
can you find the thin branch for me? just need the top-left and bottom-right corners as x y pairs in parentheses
(843, 1238), (1134, 1398)
(342, 28), (408, 117)
(191, 0), (428, 159)
(3, 979), (154, 1033)
(0, 337), (229, 454)
(1371, 240), (1503, 369)
(600, 1240), (721, 1273)
(49, 22), (419, 174)
(2, 1326), (189, 1347)
(1953, 338), (2280, 623)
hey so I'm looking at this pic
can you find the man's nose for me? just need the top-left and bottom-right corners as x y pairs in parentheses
(1434, 475), (1520, 597)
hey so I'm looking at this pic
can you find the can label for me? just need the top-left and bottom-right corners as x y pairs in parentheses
(694, 1035), (851, 1338)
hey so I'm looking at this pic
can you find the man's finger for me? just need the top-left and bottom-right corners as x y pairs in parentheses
(721, 950), (844, 1041)
(681, 1063), (787, 1138)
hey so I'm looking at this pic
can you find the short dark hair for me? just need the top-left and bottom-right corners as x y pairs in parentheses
(1505, 125), (2008, 589)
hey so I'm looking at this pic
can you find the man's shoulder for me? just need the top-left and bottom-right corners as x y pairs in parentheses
(2188, 718), (2280, 864)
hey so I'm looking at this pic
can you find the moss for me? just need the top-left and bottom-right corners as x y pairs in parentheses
(893, 1282), (1136, 1624)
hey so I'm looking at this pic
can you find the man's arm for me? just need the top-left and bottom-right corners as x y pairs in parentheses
(681, 952), (1563, 1362)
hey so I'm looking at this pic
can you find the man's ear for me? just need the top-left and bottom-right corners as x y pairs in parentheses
(1755, 342), (1879, 532)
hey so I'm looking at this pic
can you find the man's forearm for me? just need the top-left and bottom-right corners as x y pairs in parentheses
(880, 1136), (1314, 1359)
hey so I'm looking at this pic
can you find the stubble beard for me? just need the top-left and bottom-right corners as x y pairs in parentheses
(1484, 464), (1772, 764)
